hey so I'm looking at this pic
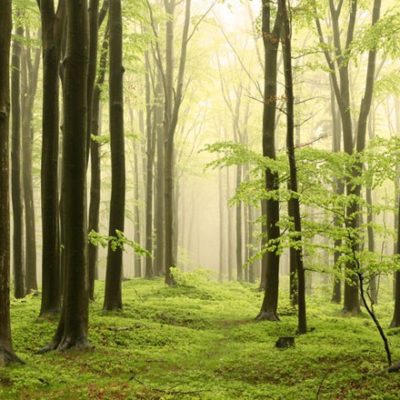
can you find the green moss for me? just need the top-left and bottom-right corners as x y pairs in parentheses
(1, 276), (400, 399)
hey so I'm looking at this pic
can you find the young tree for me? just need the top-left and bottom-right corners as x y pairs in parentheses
(103, 0), (126, 311)
(257, 0), (282, 321)
(0, 0), (21, 366)
(43, 0), (90, 350)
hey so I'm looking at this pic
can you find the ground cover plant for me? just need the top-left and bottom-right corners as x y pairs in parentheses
(2, 274), (400, 400)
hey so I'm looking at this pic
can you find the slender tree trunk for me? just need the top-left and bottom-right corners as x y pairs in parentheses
(145, 53), (155, 278)
(104, 0), (125, 310)
(236, 164), (243, 281)
(227, 167), (233, 281)
(11, 23), (26, 299)
(248, 205), (256, 283)
(39, 0), (65, 316)
(219, 168), (225, 282)
(88, 23), (109, 299)
(331, 79), (343, 304)
(280, 0), (307, 333)
(164, 0), (191, 285)
(257, 0), (282, 321)
(43, 0), (90, 351)
(21, 32), (40, 293)
(154, 76), (165, 276)
(0, 0), (21, 365)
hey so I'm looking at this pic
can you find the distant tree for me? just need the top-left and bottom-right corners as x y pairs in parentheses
(104, 0), (126, 311)
(0, 0), (21, 366)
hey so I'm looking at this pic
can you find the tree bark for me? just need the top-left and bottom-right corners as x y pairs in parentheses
(88, 21), (109, 299)
(11, 23), (26, 299)
(164, 0), (191, 285)
(21, 30), (40, 293)
(43, 0), (90, 351)
(154, 76), (165, 276)
(145, 53), (155, 278)
(280, 0), (307, 334)
(0, 0), (22, 366)
(104, 0), (126, 310)
(257, 0), (282, 321)
(39, 0), (65, 316)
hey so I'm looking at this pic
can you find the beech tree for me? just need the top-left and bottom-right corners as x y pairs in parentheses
(38, 0), (65, 316)
(43, 0), (90, 350)
(103, 0), (125, 311)
(0, 0), (19, 366)
(257, 0), (282, 321)
(11, 21), (26, 299)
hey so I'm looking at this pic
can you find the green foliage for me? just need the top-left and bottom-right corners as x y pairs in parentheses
(2, 278), (400, 399)
(88, 229), (151, 257)
(205, 136), (400, 282)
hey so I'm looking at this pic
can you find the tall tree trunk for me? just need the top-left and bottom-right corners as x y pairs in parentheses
(11, 23), (26, 299)
(132, 108), (142, 277)
(154, 77), (165, 276)
(227, 167), (234, 281)
(21, 31), (40, 293)
(104, 0), (125, 310)
(145, 53), (155, 278)
(164, 0), (191, 285)
(315, 0), (381, 315)
(88, 23), (109, 299)
(0, 0), (21, 365)
(236, 164), (243, 281)
(331, 78), (343, 304)
(39, 0), (65, 316)
(44, 0), (90, 351)
(219, 168), (225, 282)
(257, 0), (281, 321)
(280, 0), (307, 333)
(248, 205), (256, 283)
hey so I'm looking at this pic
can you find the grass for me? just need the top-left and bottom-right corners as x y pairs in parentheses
(1, 271), (400, 399)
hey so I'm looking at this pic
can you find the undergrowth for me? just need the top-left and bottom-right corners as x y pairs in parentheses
(1, 271), (400, 399)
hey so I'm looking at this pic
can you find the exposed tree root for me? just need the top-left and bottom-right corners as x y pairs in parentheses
(0, 348), (24, 366)
(38, 336), (93, 354)
(256, 311), (280, 321)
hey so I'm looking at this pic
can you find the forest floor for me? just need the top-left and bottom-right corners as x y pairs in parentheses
(2, 271), (400, 399)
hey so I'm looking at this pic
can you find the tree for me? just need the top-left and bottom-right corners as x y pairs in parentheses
(43, 0), (90, 351)
(38, 0), (65, 316)
(88, 9), (109, 300)
(279, 0), (307, 334)
(21, 28), (41, 293)
(257, 0), (282, 321)
(0, 0), (21, 366)
(144, 52), (155, 278)
(314, 0), (382, 314)
(11, 21), (26, 299)
(103, 0), (126, 311)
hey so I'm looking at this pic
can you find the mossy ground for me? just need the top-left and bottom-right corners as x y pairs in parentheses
(2, 273), (400, 399)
